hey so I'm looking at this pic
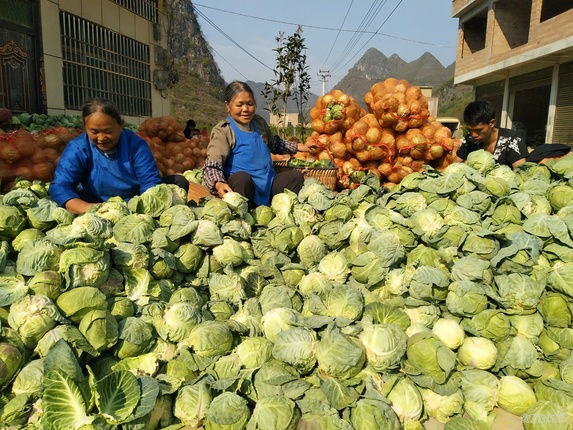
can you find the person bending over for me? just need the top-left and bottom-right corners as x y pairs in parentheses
(453, 100), (527, 169)
(50, 97), (188, 214)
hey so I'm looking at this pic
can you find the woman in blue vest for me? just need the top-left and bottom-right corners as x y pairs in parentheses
(203, 81), (317, 209)
(50, 97), (188, 214)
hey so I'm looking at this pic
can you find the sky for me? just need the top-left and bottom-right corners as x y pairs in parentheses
(192, 1), (460, 96)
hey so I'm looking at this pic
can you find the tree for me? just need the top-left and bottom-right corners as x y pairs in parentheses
(263, 26), (311, 140)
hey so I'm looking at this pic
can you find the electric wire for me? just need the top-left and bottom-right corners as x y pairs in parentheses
(331, 0), (405, 76)
(327, 0), (388, 74)
(192, 2), (453, 49)
(192, 5), (273, 72)
(320, 0), (355, 70)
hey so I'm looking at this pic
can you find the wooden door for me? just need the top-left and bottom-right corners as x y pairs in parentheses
(0, 0), (43, 114)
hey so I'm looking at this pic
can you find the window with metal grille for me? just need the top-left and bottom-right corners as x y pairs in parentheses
(110, 0), (158, 23)
(60, 12), (151, 116)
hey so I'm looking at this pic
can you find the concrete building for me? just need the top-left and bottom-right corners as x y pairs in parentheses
(0, 0), (172, 124)
(452, 0), (573, 146)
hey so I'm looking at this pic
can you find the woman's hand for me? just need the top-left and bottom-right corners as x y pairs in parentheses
(64, 198), (98, 215)
(297, 142), (319, 154)
(215, 181), (233, 198)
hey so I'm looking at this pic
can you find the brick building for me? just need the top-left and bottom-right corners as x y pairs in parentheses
(0, 0), (173, 124)
(452, 0), (573, 146)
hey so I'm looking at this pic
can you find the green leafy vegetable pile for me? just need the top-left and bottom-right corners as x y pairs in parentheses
(1, 149), (573, 429)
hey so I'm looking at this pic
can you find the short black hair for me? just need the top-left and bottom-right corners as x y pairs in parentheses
(224, 81), (256, 106)
(463, 100), (496, 126)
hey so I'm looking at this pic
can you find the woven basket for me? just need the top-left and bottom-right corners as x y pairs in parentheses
(273, 160), (338, 191)
(187, 182), (212, 203)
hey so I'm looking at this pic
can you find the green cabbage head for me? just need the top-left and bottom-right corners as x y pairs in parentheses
(497, 375), (537, 416)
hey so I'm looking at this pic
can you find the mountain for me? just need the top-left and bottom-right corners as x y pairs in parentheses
(333, 47), (460, 110)
(166, 0), (227, 126)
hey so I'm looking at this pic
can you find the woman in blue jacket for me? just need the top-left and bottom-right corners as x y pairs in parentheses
(50, 97), (188, 214)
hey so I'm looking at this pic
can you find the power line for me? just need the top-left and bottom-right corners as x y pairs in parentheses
(192, 2), (454, 49)
(331, 0), (405, 76)
(321, 0), (355, 70)
(328, 0), (388, 73)
(192, 5), (273, 73)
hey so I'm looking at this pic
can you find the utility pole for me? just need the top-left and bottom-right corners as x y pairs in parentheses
(318, 70), (331, 95)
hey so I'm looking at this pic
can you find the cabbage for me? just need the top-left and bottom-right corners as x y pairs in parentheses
(497, 375), (537, 415)
(547, 183), (573, 212)
(272, 327), (317, 374)
(186, 321), (234, 357)
(78, 309), (119, 352)
(212, 237), (245, 267)
(8, 294), (67, 349)
(247, 395), (300, 430)
(11, 358), (43, 396)
(236, 337), (273, 369)
(204, 392), (251, 430)
(318, 251), (350, 283)
(0, 343), (23, 390)
(222, 191), (249, 217)
(522, 400), (571, 430)
(459, 369), (500, 423)
(174, 380), (211, 426)
(432, 318), (465, 349)
(350, 398), (401, 430)
(316, 324), (365, 380)
(420, 387), (464, 423)
(0, 204), (26, 238)
(533, 379), (573, 419)
(467, 149), (496, 173)
(405, 331), (456, 385)
(359, 323), (408, 372)
(387, 377), (423, 425)
(457, 337), (498, 370)
(296, 235), (328, 269)
(262, 307), (302, 343)
(560, 353), (573, 385)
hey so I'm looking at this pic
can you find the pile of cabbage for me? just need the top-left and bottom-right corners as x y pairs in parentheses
(1, 149), (573, 429)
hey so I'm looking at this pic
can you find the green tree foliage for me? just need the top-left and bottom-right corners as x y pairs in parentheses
(263, 26), (311, 140)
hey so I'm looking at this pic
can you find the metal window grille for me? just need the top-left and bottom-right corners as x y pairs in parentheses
(110, 0), (158, 23)
(60, 12), (151, 116)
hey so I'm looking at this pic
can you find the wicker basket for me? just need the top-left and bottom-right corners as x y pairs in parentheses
(187, 182), (212, 203)
(273, 160), (338, 191)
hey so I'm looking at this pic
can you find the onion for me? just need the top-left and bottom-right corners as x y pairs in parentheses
(330, 142), (347, 159)
(351, 138), (366, 152)
(405, 86), (422, 100)
(310, 106), (322, 120)
(311, 119), (325, 134)
(365, 127), (381, 144)
(318, 151), (331, 161)
(32, 161), (55, 182)
(427, 144), (445, 160)
(394, 120), (409, 133)
(377, 162), (393, 177)
(0, 143), (20, 163)
(329, 131), (344, 145)
(434, 126), (452, 142)
(382, 96), (399, 112)
(320, 94), (335, 108)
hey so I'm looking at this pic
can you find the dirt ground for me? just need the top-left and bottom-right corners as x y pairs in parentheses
(424, 408), (524, 429)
